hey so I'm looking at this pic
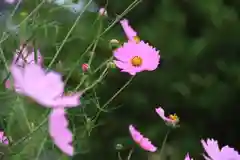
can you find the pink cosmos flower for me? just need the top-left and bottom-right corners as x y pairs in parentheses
(201, 139), (240, 160)
(129, 125), (157, 152)
(185, 153), (193, 160)
(155, 107), (179, 126)
(5, 45), (43, 90)
(13, 45), (43, 67)
(49, 108), (73, 156)
(10, 63), (81, 108)
(0, 131), (9, 145)
(113, 41), (160, 75)
(120, 19), (138, 42)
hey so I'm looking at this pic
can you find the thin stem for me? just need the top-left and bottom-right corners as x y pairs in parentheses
(77, 66), (109, 92)
(99, 0), (141, 36)
(10, 114), (48, 147)
(87, 17), (103, 66)
(159, 129), (171, 159)
(117, 152), (123, 160)
(34, 136), (47, 160)
(63, 0), (140, 84)
(0, 1), (45, 45)
(0, 47), (9, 71)
(94, 76), (134, 121)
(47, 0), (93, 69)
(127, 149), (134, 160)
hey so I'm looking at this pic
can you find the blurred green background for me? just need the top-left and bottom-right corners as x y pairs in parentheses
(1, 0), (240, 159)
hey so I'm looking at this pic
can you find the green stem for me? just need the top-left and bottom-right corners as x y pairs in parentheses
(77, 66), (109, 92)
(159, 129), (171, 159)
(94, 76), (134, 121)
(47, 0), (93, 69)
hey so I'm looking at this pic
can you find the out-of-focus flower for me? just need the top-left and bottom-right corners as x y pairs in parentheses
(113, 41), (160, 75)
(0, 131), (9, 145)
(10, 63), (81, 108)
(5, 79), (11, 89)
(49, 108), (73, 156)
(5, 0), (18, 4)
(13, 45), (43, 67)
(99, 8), (107, 16)
(81, 63), (89, 72)
(185, 153), (193, 160)
(120, 19), (140, 43)
(201, 139), (240, 160)
(129, 125), (157, 152)
(155, 107), (179, 127)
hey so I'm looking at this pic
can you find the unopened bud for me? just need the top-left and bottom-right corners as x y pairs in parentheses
(107, 61), (116, 68)
(110, 39), (119, 44)
(115, 144), (123, 150)
(82, 63), (89, 72)
(99, 8), (107, 16)
(109, 39), (121, 50)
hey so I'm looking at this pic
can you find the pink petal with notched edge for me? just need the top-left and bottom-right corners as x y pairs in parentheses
(201, 139), (240, 160)
(201, 139), (221, 160)
(120, 19), (137, 41)
(129, 125), (157, 152)
(49, 108), (74, 156)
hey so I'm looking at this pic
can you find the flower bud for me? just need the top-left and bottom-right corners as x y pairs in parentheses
(107, 61), (116, 68)
(99, 8), (107, 16)
(109, 39), (121, 50)
(82, 63), (89, 72)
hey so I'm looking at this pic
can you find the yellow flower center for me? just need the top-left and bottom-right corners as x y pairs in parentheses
(133, 36), (140, 43)
(168, 114), (179, 121)
(131, 56), (142, 67)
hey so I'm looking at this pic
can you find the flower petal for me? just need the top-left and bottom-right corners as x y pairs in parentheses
(53, 92), (81, 108)
(120, 19), (137, 41)
(49, 108), (74, 156)
(129, 125), (157, 152)
(155, 107), (171, 122)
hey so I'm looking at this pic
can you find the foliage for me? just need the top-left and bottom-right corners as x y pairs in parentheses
(0, 0), (240, 159)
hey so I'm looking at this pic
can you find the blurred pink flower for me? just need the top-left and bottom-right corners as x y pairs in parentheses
(155, 107), (179, 126)
(113, 41), (160, 75)
(120, 19), (139, 42)
(5, 0), (17, 4)
(13, 45), (43, 67)
(10, 63), (81, 108)
(185, 153), (193, 160)
(5, 79), (12, 89)
(0, 131), (9, 145)
(99, 8), (107, 16)
(201, 139), (240, 160)
(129, 125), (157, 152)
(49, 108), (73, 156)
